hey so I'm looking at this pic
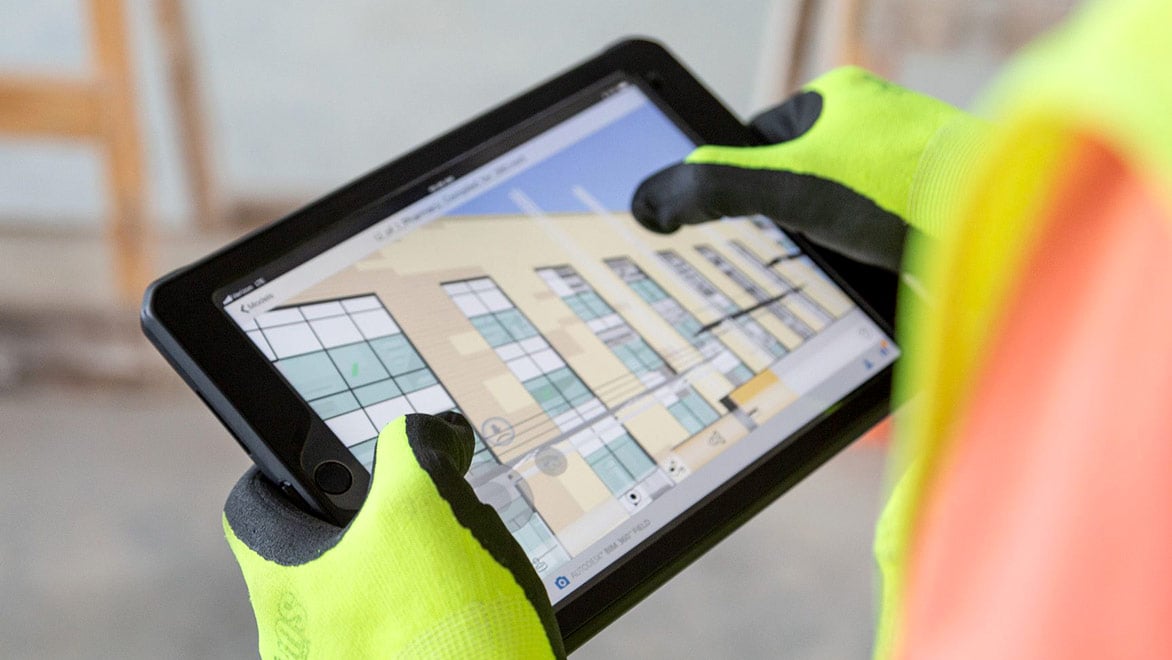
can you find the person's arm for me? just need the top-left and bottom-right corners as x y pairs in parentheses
(223, 412), (563, 659)
(893, 132), (1172, 659)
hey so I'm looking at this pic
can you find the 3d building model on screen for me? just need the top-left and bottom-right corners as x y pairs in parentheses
(237, 195), (854, 578)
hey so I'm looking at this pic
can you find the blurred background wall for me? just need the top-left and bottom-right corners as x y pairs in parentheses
(0, 1), (1075, 657)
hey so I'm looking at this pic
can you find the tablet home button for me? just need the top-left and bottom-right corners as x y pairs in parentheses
(314, 461), (353, 495)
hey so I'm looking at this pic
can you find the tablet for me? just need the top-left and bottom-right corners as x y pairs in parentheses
(142, 39), (898, 649)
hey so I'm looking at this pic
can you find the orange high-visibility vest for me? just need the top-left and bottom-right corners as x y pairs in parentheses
(874, 0), (1172, 657)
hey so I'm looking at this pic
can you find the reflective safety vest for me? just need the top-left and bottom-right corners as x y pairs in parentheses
(874, 0), (1172, 657)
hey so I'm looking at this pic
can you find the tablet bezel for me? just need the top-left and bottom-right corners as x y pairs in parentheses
(142, 38), (896, 651)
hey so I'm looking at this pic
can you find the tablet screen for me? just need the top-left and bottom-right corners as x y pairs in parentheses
(221, 76), (898, 602)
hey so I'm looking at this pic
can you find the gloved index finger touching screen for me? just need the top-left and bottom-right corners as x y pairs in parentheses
(632, 67), (988, 271)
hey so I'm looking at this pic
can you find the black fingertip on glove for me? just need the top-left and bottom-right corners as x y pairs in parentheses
(749, 90), (823, 143)
(631, 92), (824, 236)
(631, 163), (781, 234)
(410, 410), (476, 476)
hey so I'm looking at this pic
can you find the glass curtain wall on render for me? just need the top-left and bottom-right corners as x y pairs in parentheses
(604, 257), (754, 387)
(443, 277), (656, 495)
(694, 244), (815, 340)
(536, 265), (720, 436)
(655, 250), (789, 359)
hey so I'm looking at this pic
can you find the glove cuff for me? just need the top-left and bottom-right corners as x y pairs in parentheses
(906, 115), (993, 238)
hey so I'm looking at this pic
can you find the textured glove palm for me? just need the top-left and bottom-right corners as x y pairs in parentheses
(632, 66), (988, 271)
(223, 412), (563, 659)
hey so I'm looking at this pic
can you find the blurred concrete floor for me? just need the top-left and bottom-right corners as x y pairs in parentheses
(0, 386), (885, 658)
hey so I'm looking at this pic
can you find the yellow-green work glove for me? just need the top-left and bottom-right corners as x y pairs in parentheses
(632, 66), (989, 270)
(223, 412), (564, 659)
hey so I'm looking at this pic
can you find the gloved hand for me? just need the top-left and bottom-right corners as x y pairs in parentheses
(223, 412), (564, 659)
(632, 66), (989, 271)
